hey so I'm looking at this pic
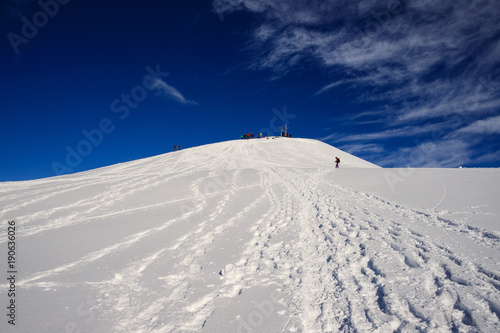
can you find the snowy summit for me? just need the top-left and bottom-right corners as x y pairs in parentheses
(1, 138), (499, 332)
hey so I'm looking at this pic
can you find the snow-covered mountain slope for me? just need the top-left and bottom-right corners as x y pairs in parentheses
(0, 138), (499, 333)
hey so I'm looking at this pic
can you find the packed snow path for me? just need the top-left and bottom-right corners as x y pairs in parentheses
(0, 138), (499, 332)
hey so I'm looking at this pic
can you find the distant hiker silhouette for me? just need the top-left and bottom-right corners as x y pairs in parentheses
(335, 157), (340, 168)
(174, 145), (177, 151)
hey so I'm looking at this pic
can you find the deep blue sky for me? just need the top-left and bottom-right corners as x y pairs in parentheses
(1, 0), (499, 181)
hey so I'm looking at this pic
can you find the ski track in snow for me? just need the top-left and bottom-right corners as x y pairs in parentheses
(0, 139), (498, 332)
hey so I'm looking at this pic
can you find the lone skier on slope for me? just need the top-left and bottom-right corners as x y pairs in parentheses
(335, 157), (340, 168)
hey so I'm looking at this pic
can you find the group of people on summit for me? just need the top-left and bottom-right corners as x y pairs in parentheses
(241, 133), (262, 139)
(240, 132), (293, 139)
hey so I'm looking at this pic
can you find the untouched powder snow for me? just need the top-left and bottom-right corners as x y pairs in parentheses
(0, 138), (499, 332)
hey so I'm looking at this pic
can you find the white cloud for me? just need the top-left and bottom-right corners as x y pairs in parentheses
(336, 122), (448, 142)
(215, 0), (500, 119)
(151, 78), (198, 106)
(340, 143), (384, 155)
(473, 150), (500, 164)
(313, 80), (348, 96)
(455, 115), (500, 135)
(377, 139), (472, 168)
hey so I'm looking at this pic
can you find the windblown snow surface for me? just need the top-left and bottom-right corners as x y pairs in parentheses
(1, 138), (500, 333)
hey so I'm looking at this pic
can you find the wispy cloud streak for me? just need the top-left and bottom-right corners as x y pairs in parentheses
(454, 115), (500, 135)
(151, 78), (198, 106)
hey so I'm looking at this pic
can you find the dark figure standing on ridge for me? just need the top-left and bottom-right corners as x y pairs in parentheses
(174, 145), (177, 151)
(335, 157), (340, 168)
